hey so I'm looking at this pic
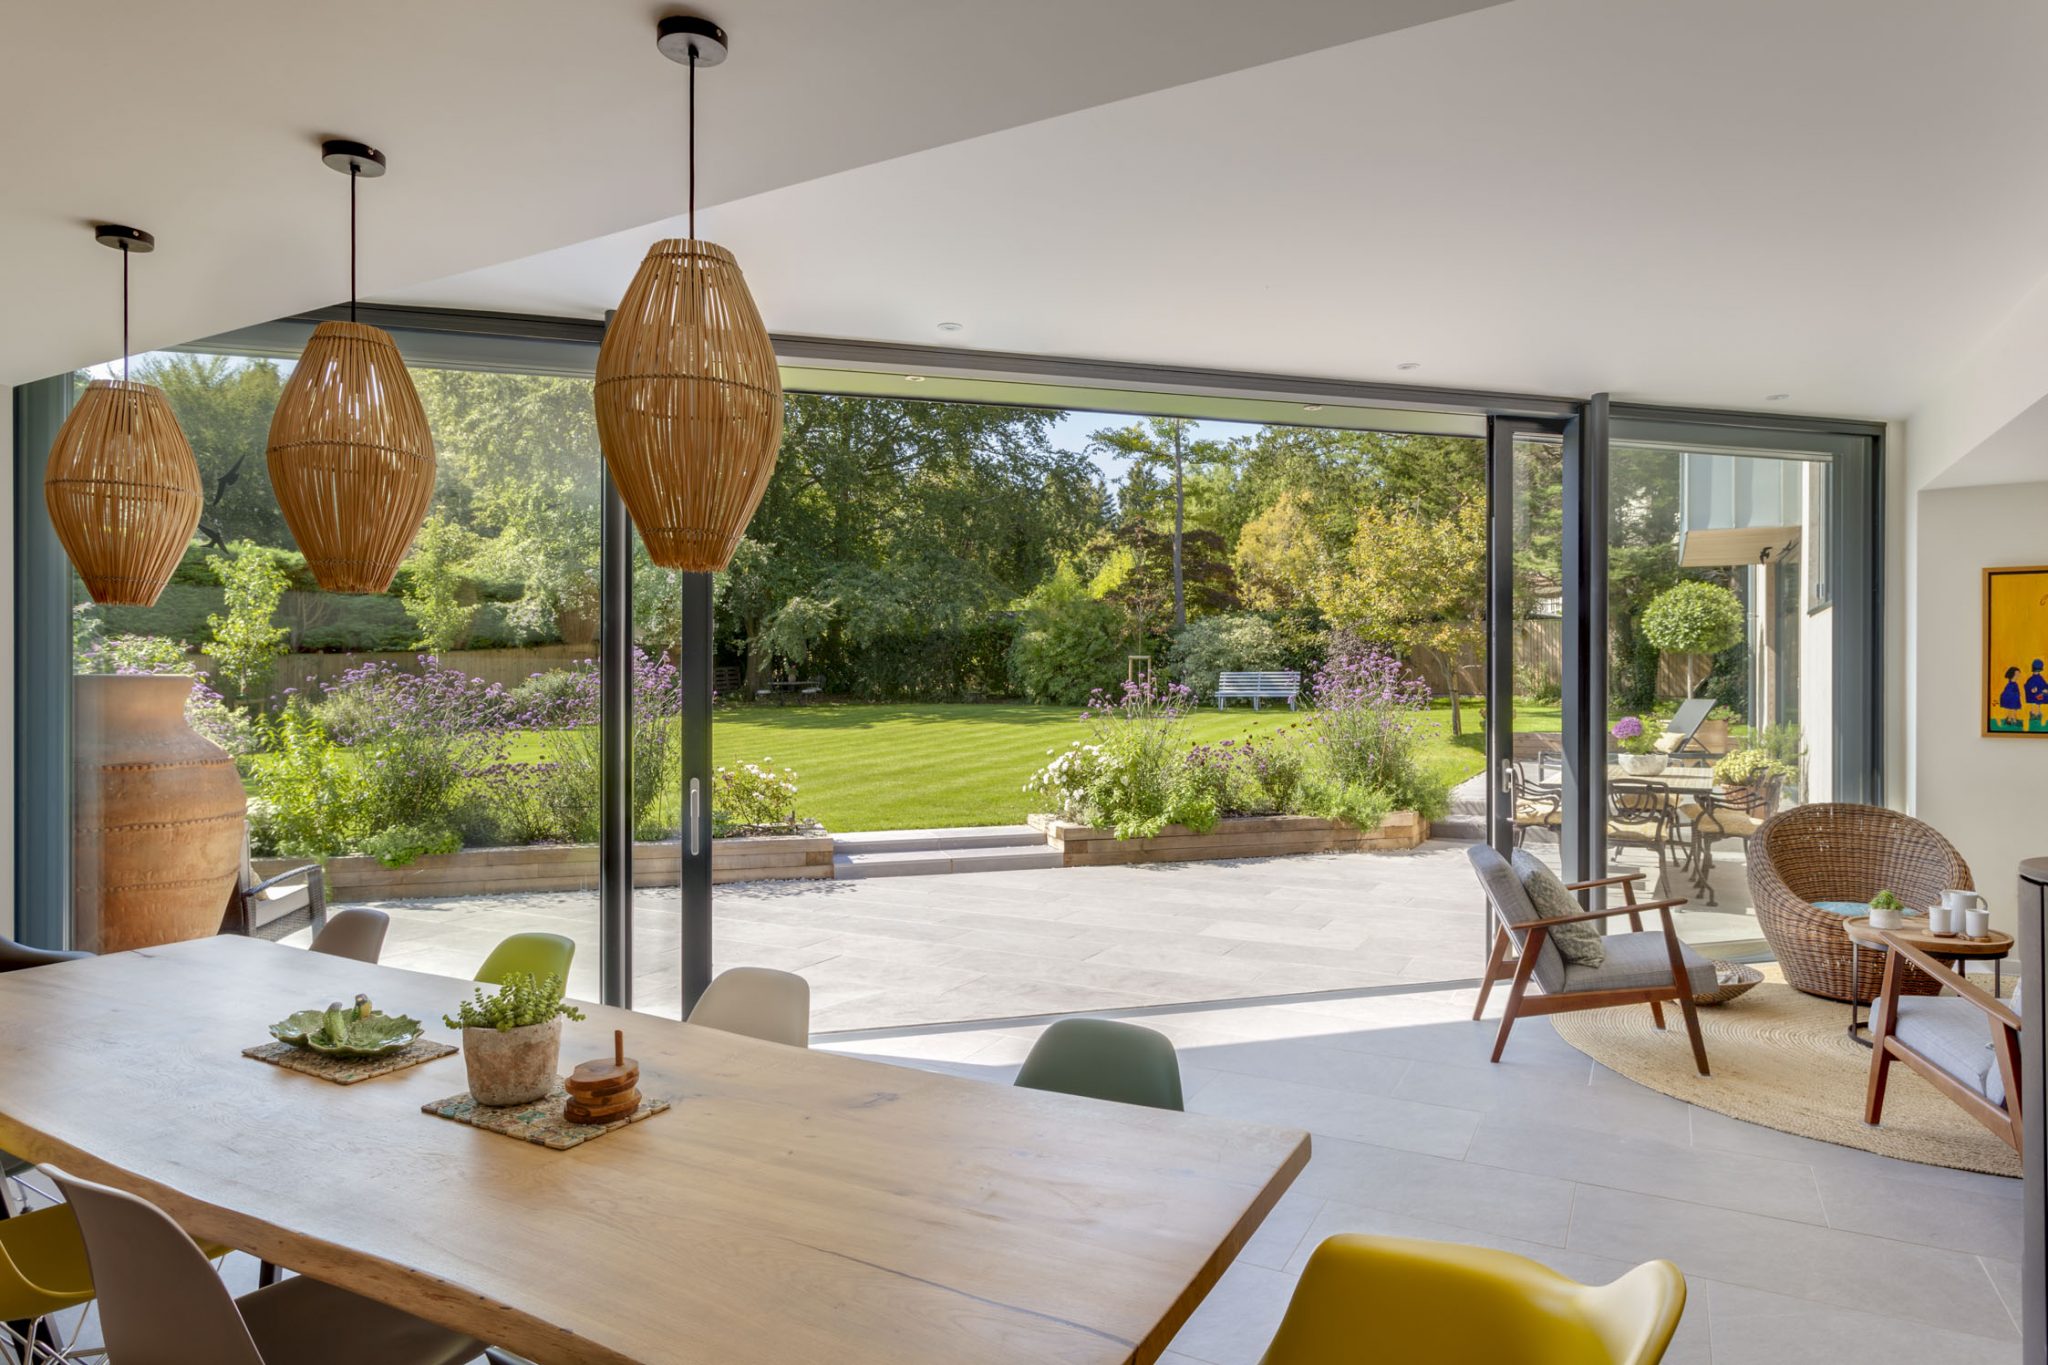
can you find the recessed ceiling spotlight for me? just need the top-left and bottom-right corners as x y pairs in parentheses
(936, 321), (964, 333)
(1766, 392), (1790, 401)
(902, 375), (926, 383)
(1395, 361), (1421, 371)
(1301, 404), (1326, 412)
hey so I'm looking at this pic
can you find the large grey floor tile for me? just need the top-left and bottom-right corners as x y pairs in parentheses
(1291, 1133), (1577, 1247)
(1465, 1110), (1828, 1224)
(1811, 1161), (2023, 1261)
(1568, 1183), (2016, 1339)
(1706, 1279), (2021, 1362)
(1165, 1260), (1296, 1365)
(1188, 1070), (1479, 1159)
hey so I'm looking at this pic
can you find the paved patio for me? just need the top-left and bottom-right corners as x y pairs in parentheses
(282, 834), (1770, 1032)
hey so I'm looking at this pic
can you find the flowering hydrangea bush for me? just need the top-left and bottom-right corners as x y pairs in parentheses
(714, 758), (803, 834)
(1610, 714), (1657, 755)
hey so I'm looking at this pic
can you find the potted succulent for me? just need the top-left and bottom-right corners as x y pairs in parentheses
(445, 973), (586, 1107)
(1868, 889), (1905, 931)
(1711, 748), (1796, 814)
(1611, 716), (1666, 776)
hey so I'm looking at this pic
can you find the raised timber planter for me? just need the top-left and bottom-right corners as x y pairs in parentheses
(255, 833), (833, 905)
(1028, 811), (1428, 868)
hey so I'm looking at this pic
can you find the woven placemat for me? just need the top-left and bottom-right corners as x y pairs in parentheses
(243, 1038), (457, 1085)
(421, 1083), (671, 1151)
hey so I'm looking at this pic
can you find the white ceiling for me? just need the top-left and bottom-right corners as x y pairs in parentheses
(385, 0), (2048, 427)
(0, 0), (1501, 387)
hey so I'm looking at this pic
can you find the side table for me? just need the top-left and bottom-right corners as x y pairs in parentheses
(1842, 915), (2014, 1048)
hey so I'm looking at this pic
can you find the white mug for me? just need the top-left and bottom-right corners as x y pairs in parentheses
(1965, 907), (1992, 939)
(1927, 904), (1953, 935)
(1942, 889), (1984, 913)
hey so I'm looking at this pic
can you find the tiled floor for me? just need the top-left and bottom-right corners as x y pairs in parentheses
(286, 841), (1496, 1029)
(283, 835), (1768, 1032)
(819, 983), (2024, 1365)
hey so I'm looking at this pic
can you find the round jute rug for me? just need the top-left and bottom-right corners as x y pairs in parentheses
(1549, 971), (2021, 1177)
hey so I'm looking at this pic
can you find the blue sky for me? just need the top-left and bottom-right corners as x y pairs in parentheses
(1044, 411), (1260, 482)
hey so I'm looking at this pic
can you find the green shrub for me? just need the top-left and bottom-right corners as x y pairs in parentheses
(1007, 565), (1129, 705)
(1712, 747), (1796, 789)
(246, 704), (369, 856)
(362, 822), (462, 868)
(205, 545), (291, 708)
(1166, 613), (1291, 700)
(713, 759), (804, 834)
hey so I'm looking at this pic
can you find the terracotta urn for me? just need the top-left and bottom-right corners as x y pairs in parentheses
(463, 1017), (562, 1106)
(72, 674), (246, 953)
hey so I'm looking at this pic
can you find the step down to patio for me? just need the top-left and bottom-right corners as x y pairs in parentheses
(832, 826), (1062, 879)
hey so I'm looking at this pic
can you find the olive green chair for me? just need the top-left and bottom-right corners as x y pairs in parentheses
(1013, 1018), (1184, 1111)
(474, 933), (575, 987)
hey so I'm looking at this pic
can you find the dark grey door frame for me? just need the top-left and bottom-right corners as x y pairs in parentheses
(12, 374), (75, 949)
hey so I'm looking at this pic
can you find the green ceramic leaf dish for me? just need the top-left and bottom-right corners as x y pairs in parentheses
(268, 998), (424, 1058)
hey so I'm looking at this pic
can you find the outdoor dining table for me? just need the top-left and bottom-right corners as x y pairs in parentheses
(0, 936), (1308, 1365)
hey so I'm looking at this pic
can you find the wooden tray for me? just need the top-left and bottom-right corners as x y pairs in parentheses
(243, 1038), (457, 1086)
(421, 1082), (670, 1151)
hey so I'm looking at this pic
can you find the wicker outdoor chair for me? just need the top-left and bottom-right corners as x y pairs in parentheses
(1748, 803), (1970, 1002)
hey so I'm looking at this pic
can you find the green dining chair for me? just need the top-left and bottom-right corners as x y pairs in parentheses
(1013, 1017), (1184, 1111)
(474, 933), (575, 987)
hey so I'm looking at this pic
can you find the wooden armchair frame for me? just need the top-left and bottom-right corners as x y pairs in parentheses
(1474, 869), (1710, 1075)
(1864, 932), (2022, 1154)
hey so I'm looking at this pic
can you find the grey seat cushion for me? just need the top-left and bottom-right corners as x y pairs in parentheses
(1511, 850), (1606, 968)
(1560, 931), (1716, 997)
(1467, 845), (1564, 994)
(1873, 994), (2010, 1108)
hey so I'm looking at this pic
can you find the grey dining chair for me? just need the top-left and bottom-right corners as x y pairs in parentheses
(688, 967), (811, 1047)
(307, 908), (390, 964)
(42, 1164), (483, 1365)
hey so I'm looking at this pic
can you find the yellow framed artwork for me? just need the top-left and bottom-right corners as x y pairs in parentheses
(1984, 565), (2048, 736)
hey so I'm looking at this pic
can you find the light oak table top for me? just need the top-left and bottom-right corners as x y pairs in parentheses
(0, 937), (1308, 1365)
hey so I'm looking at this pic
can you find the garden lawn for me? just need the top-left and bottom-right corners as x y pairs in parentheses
(506, 698), (1547, 833)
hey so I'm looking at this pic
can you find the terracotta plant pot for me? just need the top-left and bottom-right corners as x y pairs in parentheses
(72, 674), (246, 954)
(463, 1017), (562, 1106)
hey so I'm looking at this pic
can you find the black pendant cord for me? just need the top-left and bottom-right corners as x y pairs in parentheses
(688, 47), (697, 241)
(349, 161), (360, 323)
(120, 242), (130, 384)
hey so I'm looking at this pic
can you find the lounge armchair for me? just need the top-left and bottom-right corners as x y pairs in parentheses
(1865, 931), (2022, 1154)
(1468, 845), (1715, 1074)
(1749, 803), (1966, 1002)
(1653, 697), (1720, 759)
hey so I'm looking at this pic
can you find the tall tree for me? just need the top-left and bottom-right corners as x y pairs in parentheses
(142, 353), (289, 550)
(1320, 498), (1488, 735)
(1090, 418), (1227, 631)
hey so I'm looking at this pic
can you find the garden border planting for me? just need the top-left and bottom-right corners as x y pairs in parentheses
(1029, 811), (1428, 866)
(256, 832), (832, 904)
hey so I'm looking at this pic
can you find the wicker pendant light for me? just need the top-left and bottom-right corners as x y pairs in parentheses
(266, 141), (435, 594)
(45, 225), (204, 607)
(594, 16), (783, 572)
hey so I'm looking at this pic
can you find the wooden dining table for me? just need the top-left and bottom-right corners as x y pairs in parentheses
(0, 936), (1308, 1365)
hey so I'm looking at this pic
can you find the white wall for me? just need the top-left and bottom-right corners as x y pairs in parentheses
(1912, 479), (2048, 933)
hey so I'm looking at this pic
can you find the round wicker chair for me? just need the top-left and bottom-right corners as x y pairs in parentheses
(1748, 802), (1971, 1002)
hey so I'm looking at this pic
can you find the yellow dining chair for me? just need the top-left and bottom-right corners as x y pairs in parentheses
(1262, 1235), (1686, 1365)
(0, 1202), (95, 1362)
(474, 932), (575, 986)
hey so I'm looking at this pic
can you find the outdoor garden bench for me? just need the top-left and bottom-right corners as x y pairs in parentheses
(755, 679), (824, 702)
(1216, 671), (1300, 710)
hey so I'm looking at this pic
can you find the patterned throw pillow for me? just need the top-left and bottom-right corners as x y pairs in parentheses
(1510, 849), (1607, 968)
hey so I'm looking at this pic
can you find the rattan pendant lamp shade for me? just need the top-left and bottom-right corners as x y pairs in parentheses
(45, 225), (203, 607)
(594, 16), (783, 573)
(266, 141), (435, 594)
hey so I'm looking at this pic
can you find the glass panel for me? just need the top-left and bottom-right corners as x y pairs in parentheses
(65, 351), (608, 999)
(1605, 438), (1836, 959)
(1501, 435), (1569, 880)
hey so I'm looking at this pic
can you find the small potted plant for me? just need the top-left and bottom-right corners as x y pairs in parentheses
(445, 973), (586, 1107)
(1868, 888), (1905, 931)
(1711, 748), (1795, 813)
(1611, 716), (1666, 775)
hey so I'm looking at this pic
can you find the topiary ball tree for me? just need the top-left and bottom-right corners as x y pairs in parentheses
(1640, 579), (1745, 697)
